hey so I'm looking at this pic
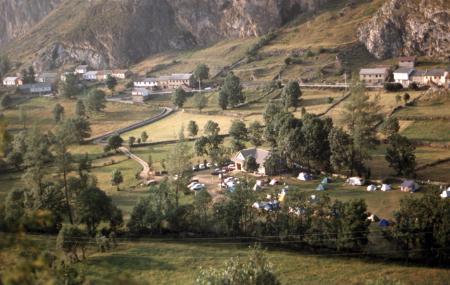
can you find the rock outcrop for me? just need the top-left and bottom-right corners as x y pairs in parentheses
(0, 0), (64, 47)
(358, 0), (450, 59)
(2, 0), (332, 69)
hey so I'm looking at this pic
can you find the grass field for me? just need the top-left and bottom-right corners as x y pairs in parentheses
(3, 234), (449, 285)
(2, 97), (160, 137)
(417, 161), (450, 184)
(401, 120), (450, 142)
(395, 96), (450, 119)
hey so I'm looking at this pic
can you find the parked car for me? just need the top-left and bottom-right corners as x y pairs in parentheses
(190, 183), (206, 191)
(199, 164), (206, 170)
(192, 165), (199, 171)
(206, 162), (213, 168)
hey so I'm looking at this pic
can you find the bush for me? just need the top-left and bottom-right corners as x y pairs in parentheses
(384, 82), (403, 92)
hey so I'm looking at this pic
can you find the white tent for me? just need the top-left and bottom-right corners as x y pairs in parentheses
(253, 184), (262, 191)
(440, 190), (450, 199)
(316, 184), (326, 191)
(381, 184), (392, 191)
(367, 185), (377, 192)
(269, 179), (278, 186)
(347, 177), (365, 186)
(298, 172), (312, 181)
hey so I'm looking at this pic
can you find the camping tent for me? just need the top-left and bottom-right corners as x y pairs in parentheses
(401, 180), (420, 192)
(367, 185), (377, 192)
(440, 190), (450, 199)
(269, 179), (279, 186)
(367, 214), (379, 222)
(321, 177), (332, 184)
(347, 177), (365, 186)
(316, 184), (326, 191)
(381, 184), (392, 191)
(298, 172), (312, 181)
(379, 219), (390, 227)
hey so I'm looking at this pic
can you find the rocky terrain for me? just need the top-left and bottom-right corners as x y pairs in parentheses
(358, 0), (450, 59)
(0, 0), (63, 47)
(1, 0), (332, 69)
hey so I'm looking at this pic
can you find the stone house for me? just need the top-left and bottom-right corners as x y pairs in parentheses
(359, 68), (389, 85)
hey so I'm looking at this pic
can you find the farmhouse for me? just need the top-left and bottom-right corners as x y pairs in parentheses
(232, 148), (271, 175)
(96, 70), (113, 81)
(393, 67), (415, 87)
(112, 69), (131, 79)
(2, 76), (22, 86)
(36, 73), (58, 83)
(410, 70), (427, 85)
(398, 56), (416, 68)
(156, 73), (194, 89)
(75, 65), (88, 74)
(19, 83), (52, 94)
(83, 71), (98, 81)
(132, 88), (149, 103)
(423, 69), (448, 86)
(359, 68), (389, 85)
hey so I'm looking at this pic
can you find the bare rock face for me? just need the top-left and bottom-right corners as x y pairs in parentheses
(0, 0), (64, 47)
(358, 0), (450, 59)
(3, 0), (331, 69)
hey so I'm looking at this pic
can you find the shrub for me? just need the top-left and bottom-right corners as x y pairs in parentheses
(384, 82), (403, 92)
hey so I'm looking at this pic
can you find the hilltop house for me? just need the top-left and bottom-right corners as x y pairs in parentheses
(83, 71), (98, 81)
(393, 67), (415, 87)
(36, 73), (58, 83)
(359, 68), (389, 85)
(96, 70), (113, 81)
(2, 76), (22, 86)
(75, 65), (88, 74)
(156, 73), (194, 89)
(19, 83), (52, 94)
(112, 70), (132, 79)
(232, 148), (271, 175)
(398, 56), (416, 68)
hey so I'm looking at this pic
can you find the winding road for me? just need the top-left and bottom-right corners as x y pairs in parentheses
(118, 147), (151, 180)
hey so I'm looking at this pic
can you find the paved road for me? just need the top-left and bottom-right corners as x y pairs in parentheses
(119, 147), (150, 180)
(88, 107), (174, 144)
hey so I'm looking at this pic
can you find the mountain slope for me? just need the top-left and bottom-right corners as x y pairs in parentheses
(0, 0), (64, 48)
(3, 0), (332, 70)
(358, 0), (450, 59)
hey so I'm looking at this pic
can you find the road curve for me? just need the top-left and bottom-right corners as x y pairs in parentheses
(119, 146), (150, 180)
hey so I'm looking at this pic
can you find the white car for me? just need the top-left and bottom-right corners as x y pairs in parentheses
(188, 182), (199, 189)
(190, 183), (206, 191)
(199, 164), (206, 170)
(206, 162), (213, 168)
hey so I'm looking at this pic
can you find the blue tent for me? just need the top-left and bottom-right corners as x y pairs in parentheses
(379, 219), (390, 228)
(316, 184), (326, 191)
(321, 177), (332, 184)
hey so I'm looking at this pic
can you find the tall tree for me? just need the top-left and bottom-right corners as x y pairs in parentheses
(111, 169), (124, 191)
(385, 134), (416, 177)
(65, 117), (91, 143)
(52, 103), (65, 123)
(1, 95), (12, 109)
(219, 72), (244, 109)
(85, 89), (106, 113)
(341, 80), (382, 175)
(282, 81), (302, 111)
(141, 131), (149, 143)
(194, 64), (210, 89)
(380, 117), (400, 138)
(329, 127), (355, 176)
(172, 87), (187, 108)
(193, 93), (208, 112)
(104, 135), (123, 152)
(75, 99), (86, 117)
(60, 74), (79, 98)
(248, 120), (263, 147)
(166, 131), (193, 208)
(187, 120), (199, 138)
(106, 75), (118, 92)
(229, 120), (248, 152)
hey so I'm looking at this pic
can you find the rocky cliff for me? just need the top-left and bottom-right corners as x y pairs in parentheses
(0, 0), (64, 47)
(2, 0), (331, 69)
(358, 0), (450, 59)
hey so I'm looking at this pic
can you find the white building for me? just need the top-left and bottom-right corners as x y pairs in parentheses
(83, 71), (98, 81)
(359, 68), (389, 85)
(112, 69), (131, 79)
(75, 65), (88, 74)
(36, 73), (58, 83)
(393, 67), (415, 87)
(132, 88), (150, 103)
(232, 148), (271, 175)
(134, 78), (158, 88)
(2, 77), (21, 86)
(19, 83), (52, 94)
